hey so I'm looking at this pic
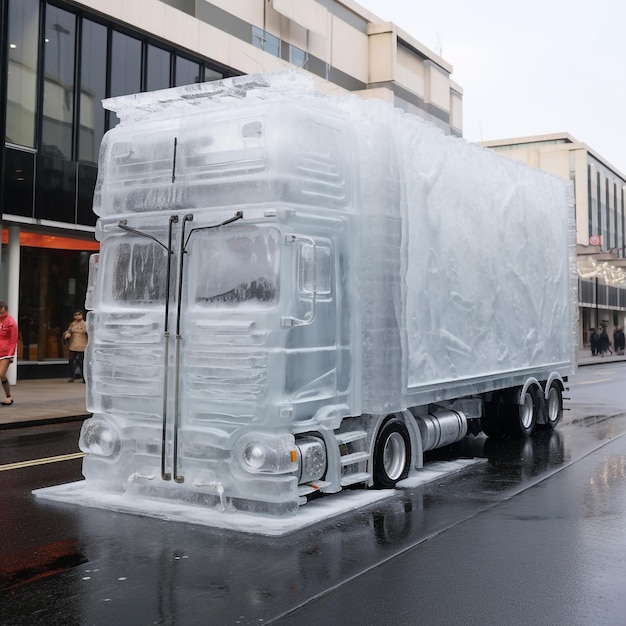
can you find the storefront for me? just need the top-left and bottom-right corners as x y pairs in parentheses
(1, 228), (98, 378)
(1, 0), (234, 378)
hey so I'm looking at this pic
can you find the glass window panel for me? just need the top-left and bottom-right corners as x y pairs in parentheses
(587, 164), (593, 237)
(596, 173), (602, 245)
(6, 0), (40, 148)
(204, 65), (224, 82)
(147, 44), (171, 92)
(251, 26), (280, 58)
(175, 56), (200, 87)
(2, 147), (35, 218)
(77, 163), (98, 227)
(109, 31), (142, 128)
(252, 26), (265, 51)
(265, 32), (280, 57)
(42, 5), (76, 160)
(110, 31), (142, 98)
(289, 45), (307, 68)
(35, 155), (77, 223)
(79, 20), (107, 163)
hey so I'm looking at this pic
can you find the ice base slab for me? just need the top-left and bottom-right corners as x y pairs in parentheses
(34, 481), (393, 536)
(397, 458), (486, 488)
(34, 459), (483, 536)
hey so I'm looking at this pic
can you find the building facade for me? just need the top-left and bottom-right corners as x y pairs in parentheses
(1, 0), (463, 378)
(483, 133), (626, 349)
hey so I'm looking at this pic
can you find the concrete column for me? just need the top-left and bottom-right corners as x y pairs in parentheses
(7, 225), (20, 385)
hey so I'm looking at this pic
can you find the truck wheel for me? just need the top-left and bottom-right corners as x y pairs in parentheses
(543, 382), (563, 429)
(373, 418), (411, 489)
(506, 387), (539, 438)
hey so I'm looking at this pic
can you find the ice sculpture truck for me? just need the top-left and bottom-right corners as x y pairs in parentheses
(79, 72), (576, 516)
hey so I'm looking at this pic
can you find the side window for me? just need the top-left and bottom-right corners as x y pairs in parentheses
(298, 242), (331, 299)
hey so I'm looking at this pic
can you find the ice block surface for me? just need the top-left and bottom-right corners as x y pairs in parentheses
(75, 71), (575, 517)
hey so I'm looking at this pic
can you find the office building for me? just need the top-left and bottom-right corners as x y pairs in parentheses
(484, 133), (626, 348)
(0, 0), (462, 377)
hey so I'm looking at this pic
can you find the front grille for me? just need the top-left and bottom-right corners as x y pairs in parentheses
(88, 313), (164, 418)
(183, 321), (270, 420)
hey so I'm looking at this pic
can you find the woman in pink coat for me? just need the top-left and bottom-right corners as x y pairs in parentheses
(0, 301), (18, 406)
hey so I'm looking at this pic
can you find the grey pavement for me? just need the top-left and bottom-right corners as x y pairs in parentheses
(575, 347), (626, 366)
(0, 377), (90, 430)
(0, 349), (623, 430)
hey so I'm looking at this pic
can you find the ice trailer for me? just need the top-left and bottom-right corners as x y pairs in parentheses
(78, 72), (577, 516)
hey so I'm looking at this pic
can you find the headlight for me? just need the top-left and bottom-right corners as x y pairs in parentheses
(243, 443), (267, 470)
(79, 418), (121, 457)
(235, 432), (297, 474)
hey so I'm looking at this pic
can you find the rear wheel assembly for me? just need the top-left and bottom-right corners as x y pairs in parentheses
(505, 386), (540, 438)
(543, 382), (563, 429)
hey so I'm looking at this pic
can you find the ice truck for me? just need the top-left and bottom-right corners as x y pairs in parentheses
(79, 72), (577, 516)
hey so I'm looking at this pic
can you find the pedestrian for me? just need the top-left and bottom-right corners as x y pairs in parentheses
(613, 325), (625, 356)
(590, 328), (599, 356)
(0, 301), (18, 406)
(63, 310), (88, 382)
(598, 327), (611, 356)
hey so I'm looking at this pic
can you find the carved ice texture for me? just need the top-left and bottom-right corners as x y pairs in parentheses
(79, 72), (576, 515)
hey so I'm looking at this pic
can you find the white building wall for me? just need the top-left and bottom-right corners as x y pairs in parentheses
(68, 0), (461, 134)
(450, 86), (463, 134)
(331, 15), (369, 82)
(396, 45), (425, 97)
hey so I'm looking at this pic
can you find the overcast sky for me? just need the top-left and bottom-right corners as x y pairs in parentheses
(356, 0), (626, 172)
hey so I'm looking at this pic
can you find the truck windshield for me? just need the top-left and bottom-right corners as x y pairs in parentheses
(189, 226), (280, 307)
(111, 239), (168, 304)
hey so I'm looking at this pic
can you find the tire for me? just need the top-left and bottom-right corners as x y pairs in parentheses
(505, 386), (539, 438)
(543, 382), (563, 430)
(373, 418), (411, 489)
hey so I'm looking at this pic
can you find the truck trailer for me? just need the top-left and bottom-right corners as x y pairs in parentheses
(78, 72), (577, 516)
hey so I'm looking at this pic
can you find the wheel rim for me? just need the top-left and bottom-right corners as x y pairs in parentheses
(547, 387), (561, 424)
(383, 432), (407, 481)
(520, 392), (534, 429)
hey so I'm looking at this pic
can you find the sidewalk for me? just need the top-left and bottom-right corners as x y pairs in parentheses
(0, 350), (623, 430)
(0, 378), (90, 430)
(575, 348), (626, 367)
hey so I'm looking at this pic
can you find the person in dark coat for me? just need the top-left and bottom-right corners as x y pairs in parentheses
(590, 328), (599, 356)
(598, 327), (611, 356)
(613, 325), (625, 356)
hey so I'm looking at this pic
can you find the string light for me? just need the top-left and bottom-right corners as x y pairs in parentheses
(577, 257), (626, 285)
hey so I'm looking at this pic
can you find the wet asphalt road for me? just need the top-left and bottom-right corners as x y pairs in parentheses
(1, 363), (626, 625)
(276, 429), (626, 625)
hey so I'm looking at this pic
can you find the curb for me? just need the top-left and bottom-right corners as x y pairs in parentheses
(0, 414), (90, 431)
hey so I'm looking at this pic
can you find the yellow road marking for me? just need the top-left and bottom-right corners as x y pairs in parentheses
(0, 452), (86, 472)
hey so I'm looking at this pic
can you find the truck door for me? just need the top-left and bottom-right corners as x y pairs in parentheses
(181, 225), (349, 426)
(282, 232), (352, 422)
